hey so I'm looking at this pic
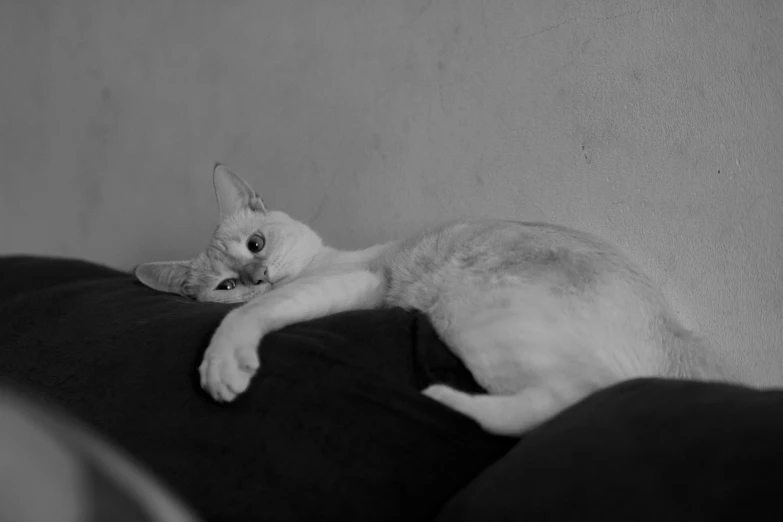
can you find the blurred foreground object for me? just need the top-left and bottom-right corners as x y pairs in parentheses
(0, 386), (200, 522)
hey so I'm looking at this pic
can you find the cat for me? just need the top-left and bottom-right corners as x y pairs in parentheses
(135, 164), (729, 436)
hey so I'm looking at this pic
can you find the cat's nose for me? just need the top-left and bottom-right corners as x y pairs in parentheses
(253, 266), (268, 285)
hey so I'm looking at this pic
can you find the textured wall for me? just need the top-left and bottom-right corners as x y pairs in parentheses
(1, 0), (782, 384)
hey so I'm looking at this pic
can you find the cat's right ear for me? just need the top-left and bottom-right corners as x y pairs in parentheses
(213, 163), (267, 218)
(134, 261), (190, 295)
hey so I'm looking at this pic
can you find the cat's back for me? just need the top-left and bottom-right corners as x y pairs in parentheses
(382, 218), (649, 282)
(377, 218), (666, 313)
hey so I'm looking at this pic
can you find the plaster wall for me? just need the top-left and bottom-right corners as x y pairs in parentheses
(1, 0), (782, 383)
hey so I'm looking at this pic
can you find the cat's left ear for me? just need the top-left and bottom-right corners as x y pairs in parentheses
(213, 163), (267, 218)
(134, 261), (191, 295)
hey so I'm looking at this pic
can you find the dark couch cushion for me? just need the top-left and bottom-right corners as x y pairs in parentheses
(436, 377), (783, 522)
(0, 256), (516, 522)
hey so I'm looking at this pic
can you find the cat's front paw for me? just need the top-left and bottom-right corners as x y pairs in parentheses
(199, 309), (262, 402)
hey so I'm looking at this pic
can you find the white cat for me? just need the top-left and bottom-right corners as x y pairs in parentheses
(136, 164), (729, 436)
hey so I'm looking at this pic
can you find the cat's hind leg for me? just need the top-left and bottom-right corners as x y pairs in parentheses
(422, 383), (580, 437)
(422, 284), (615, 436)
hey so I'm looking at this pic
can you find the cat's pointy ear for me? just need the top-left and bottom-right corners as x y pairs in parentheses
(134, 261), (191, 295)
(213, 163), (267, 218)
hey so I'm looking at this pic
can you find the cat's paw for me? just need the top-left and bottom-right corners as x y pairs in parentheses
(199, 310), (262, 402)
(422, 384), (489, 425)
(422, 384), (472, 411)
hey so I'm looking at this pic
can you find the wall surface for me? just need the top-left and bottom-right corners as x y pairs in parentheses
(1, 0), (781, 384)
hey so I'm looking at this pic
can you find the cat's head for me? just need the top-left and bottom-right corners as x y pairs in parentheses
(134, 164), (324, 303)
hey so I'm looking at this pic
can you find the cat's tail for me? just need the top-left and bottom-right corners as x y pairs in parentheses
(422, 383), (582, 437)
(662, 314), (736, 383)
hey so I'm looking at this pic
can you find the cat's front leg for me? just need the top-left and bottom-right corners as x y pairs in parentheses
(199, 269), (385, 402)
(199, 306), (264, 402)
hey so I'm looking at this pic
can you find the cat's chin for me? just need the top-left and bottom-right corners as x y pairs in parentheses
(197, 290), (268, 304)
(268, 275), (288, 286)
(242, 286), (274, 302)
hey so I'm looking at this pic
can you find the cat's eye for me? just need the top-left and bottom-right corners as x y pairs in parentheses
(215, 278), (237, 291)
(247, 233), (265, 254)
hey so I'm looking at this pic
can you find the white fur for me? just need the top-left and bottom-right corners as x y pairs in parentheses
(138, 165), (729, 437)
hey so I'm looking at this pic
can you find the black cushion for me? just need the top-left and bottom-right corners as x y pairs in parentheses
(436, 377), (783, 522)
(0, 256), (516, 522)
